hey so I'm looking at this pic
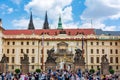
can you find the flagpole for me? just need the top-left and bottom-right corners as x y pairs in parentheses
(42, 33), (44, 70)
(82, 34), (84, 55)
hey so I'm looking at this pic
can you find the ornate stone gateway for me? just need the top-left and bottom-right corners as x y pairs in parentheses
(45, 42), (85, 71)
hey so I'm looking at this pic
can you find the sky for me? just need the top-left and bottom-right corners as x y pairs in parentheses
(0, 0), (120, 31)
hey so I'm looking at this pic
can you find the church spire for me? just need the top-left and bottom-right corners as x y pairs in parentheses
(57, 15), (63, 29)
(28, 11), (35, 30)
(43, 11), (49, 29)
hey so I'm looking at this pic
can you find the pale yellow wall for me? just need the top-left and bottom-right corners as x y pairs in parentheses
(1, 33), (120, 72)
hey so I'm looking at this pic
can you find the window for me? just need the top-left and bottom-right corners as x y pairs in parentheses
(47, 42), (49, 46)
(12, 57), (14, 63)
(110, 49), (113, 54)
(91, 66), (93, 69)
(12, 49), (15, 53)
(116, 57), (118, 63)
(110, 42), (112, 46)
(96, 42), (99, 45)
(32, 57), (35, 63)
(12, 65), (14, 69)
(21, 42), (23, 45)
(32, 65), (34, 69)
(7, 42), (10, 45)
(20, 57), (23, 63)
(91, 57), (94, 63)
(21, 49), (23, 53)
(116, 66), (118, 70)
(26, 49), (29, 53)
(7, 57), (9, 63)
(102, 49), (104, 54)
(12, 42), (15, 45)
(20, 65), (22, 69)
(91, 42), (93, 45)
(110, 57), (113, 63)
(97, 66), (99, 69)
(32, 42), (35, 45)
(96, 57), (99, 63)
(41, 57), (43, 63)
(91, 49), (93, 54)
(115, 49), (118, 54)
(7, 49), (9, 53)
(102, 42), (104, 45)
(27, 42), (29, 45)
(32, 49), (34, 53)
(97, 49), (99, 54)
(115, 42), (118, 46)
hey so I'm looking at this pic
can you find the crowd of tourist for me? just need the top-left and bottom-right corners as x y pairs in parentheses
(0, 69), (120, 80)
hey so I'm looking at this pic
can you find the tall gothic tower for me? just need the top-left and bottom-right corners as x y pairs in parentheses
(43, 11), (49, 29)
(28, 11), (35, 30)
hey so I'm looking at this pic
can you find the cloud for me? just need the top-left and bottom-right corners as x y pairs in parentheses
(80, 0), (120, 31)
(0, 4), (14, 14)
(81, 0), (120, 20)
(12, 18), (44, 29)
(80, 21), (116, 31)
(11, 0), (22, 5)
(8, 8), (13, 14)
(24, 0), (73, 28)
(0, 4), (8, 9)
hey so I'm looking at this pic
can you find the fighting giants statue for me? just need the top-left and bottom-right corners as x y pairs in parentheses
(45, 47), (56, 70)
(74, 48), (84, 63)
(101, 54), (108, 63)
(74, 48), (85, 71)
(46, 48), (56, 63)
(21, 52), (29, 73)
(101, 54), (109, 75)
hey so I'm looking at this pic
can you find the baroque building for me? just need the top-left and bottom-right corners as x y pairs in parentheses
(0, 12), (120, 72)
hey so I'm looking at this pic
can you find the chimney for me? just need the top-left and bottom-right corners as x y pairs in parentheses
(0, 19), (2, 27)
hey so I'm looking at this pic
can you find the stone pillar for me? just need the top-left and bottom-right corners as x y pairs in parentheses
(101, 62), (109, 75)
(21, 62), (29, 74)
(0, 63), (8, 73)
(74, 62), (85, 72)
(0, 54), (8, 73)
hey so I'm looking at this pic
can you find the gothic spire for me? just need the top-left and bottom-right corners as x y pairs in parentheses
(43, 11), (49, 29)
(57, 15), (63, 29)
(28, 11), (35, 30)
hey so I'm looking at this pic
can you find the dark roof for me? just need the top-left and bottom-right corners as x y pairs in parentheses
(94, 29), (120, 36)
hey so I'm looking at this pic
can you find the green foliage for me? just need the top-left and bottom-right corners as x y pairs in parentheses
(89, 68), (95, 74)
(15, 69), (20, 74)
(36, 69), (41, 73)
(109, 69), (114, 74)
(97, 68), (100, 70)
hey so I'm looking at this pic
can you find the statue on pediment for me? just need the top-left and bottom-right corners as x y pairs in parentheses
(0, 54), (7, 63)
(74, 48), (84, 63)
(46, 47), (56, 63)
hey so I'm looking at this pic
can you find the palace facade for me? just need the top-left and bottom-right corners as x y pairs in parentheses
(0, 12), (120, 72)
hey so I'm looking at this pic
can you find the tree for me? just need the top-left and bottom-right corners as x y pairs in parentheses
(89, 68), (95, 74)
(36, 69), (41, 73)
(15, 69), (20, 74)
(109, 69), (114, 74)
